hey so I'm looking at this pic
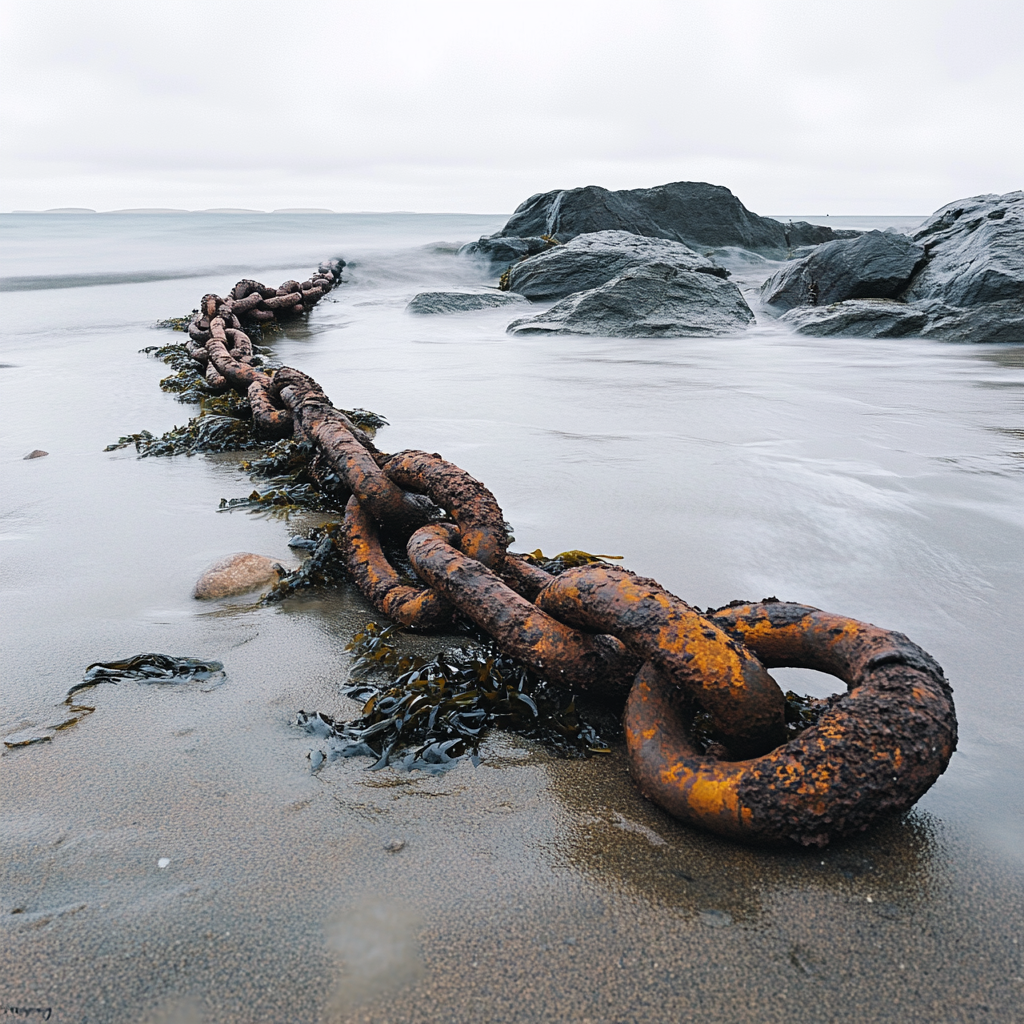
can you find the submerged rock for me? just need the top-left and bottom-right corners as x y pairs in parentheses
(504, 230), (728, 301)
(494, 181), (855, 254)
(193, 552), (286, 599)
(780, 298), (1024, 344)
(760, 231), (926, 311)
(405, 291), (529, 314)
(457, 235), (553, 266)
(506, 263), (755, 338)
(780, 300), (931, 338)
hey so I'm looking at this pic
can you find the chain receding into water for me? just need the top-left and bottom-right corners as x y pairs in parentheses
(104, 257), (958, 846)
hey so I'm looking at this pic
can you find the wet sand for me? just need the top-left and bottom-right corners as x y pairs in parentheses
(2, 218), (1023, 1022)
(3, 586), (1022, 1023)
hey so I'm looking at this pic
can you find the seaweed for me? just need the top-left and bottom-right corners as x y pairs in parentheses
(62, 653), (225, 708)
(340, 407), (388, 437)
(217, 482), (337, 519)
(105, 413), (261, 457)
(78, 653), (224, 685)
(240, 438), (316, 479)
(295, 622), (610, 775)
(154, 314), (196, 332)
(261, 523), (348, 602)
(224, 439), (347, 519)
(518, 548), (623, 575)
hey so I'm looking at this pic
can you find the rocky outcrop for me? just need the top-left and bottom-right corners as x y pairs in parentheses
(193, 552), (286, 599)
(773, 192), (1023, 343)
(504, 231), (728, 301)
(406, 291), (529, 314)
(759, 231), (926, 311)
(456, 235), (553, 265)
(506, 263), (755, 338)
(488, 181), (856, 255)
(780, 300), (931, 338)
(782, 298), (1024, 344)
(903, 192), (1024, 307)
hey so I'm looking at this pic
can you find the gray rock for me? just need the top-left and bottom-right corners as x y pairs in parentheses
(457, 235), (553, 266)
(903, 191), (1024, 307)
(506, 263), (755, 338)
(24, 449), (48, 459)
(779, 298), (1024, 344)
(405, 291), (529, 314)
(774, 192), (1024, 343)
(497, 181), (855, 255)
(504, 230), (728, 301)
(915, 299), (1024, 344)
(760, 231), (926, 311)
(780, 300), (932, 338)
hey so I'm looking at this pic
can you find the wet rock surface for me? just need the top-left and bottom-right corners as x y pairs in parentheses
(766, 192), (1023, 343)
(760, 231), (926, 311)
(456, 235), (552, 266)
(904, 191), (1024, 307)
(780, 299), (932, 338)
(192, 552), (286, 599)
(504, 230), (728, 301)
(781, 297), (1024, 343)
(405, 290), (529, 314)
(507, 263), (755, 338)
(492, 180), (855, 253)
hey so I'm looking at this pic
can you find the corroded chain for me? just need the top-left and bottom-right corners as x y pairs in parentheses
(182, 263), (958, 848)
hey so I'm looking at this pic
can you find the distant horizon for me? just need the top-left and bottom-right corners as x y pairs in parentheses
(2, 206), (931, 218)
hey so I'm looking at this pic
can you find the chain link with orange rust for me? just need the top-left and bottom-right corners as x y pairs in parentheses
(181, 265), (958, 848)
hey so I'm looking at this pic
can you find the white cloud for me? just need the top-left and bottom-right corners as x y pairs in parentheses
(1, 0), (1020, 213)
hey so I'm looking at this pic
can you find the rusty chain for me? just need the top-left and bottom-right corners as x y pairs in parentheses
(181, 262), (958, 848)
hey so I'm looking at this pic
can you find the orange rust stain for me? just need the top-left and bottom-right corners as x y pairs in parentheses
(681, 773), (741, 819)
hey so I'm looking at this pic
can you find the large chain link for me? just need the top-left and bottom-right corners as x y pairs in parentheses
(182, 263), (958, 848)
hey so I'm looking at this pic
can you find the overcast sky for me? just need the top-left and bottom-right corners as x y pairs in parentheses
(1, 0), (1020, 215)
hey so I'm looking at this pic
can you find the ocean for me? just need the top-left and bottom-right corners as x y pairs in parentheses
(2, 211), (1022, 1023)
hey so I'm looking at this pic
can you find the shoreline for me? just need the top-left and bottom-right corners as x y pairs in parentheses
(2, 221), (1022, 1022)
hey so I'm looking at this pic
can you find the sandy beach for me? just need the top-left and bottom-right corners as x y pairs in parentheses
(2, 213), (1022, 1023)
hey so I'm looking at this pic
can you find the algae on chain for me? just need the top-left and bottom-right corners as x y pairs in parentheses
(154, 315), (196, 332)
(222, 438), (349, 520)
(105, 414), (262, 457)
(261, 523), (349, 603)
(295, 622), (612, 774)
(518, 548), (624, 574)
(217, 482), (338, 519)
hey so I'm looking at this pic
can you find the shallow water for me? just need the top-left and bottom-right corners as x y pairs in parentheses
(1, 213), (1022, 1023)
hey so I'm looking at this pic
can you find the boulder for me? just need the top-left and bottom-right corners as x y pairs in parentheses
(494, 181), (855, 255)
(760, 231), (926, 311)
(406, 291), (529, 315)
(779, 298), (1024, 344)
(780, 300), (931, 338)
(457, 235), (553, 266)
(903, 191), (1024, 307)
(193, 552), (285, 600)
(773, 192), (1024, 343)
(504, 230), (729, 301)
(506, 263), (755, 338)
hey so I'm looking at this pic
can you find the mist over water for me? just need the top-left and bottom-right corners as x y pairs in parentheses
(1, 212), (1023, 1021)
